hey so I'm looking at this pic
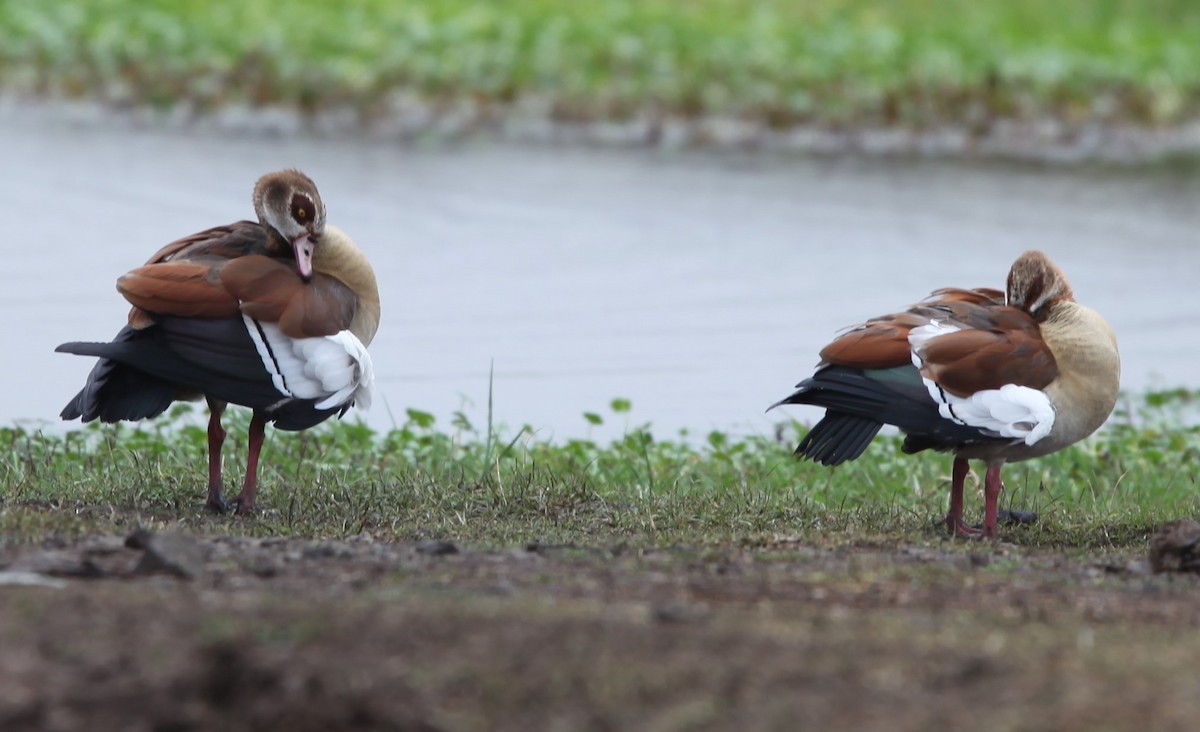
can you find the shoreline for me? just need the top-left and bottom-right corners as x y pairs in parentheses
(7, 95), (1200, 165)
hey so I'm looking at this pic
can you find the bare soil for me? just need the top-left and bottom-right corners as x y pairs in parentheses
(2, 531), (1199, 732)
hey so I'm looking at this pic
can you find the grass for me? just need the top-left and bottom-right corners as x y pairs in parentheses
(4, 0), (1200, 132)
(2, 390), (1198, 549)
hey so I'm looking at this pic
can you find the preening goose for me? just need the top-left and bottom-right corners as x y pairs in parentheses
(771, 250), (1119, 539)
(57, 169), (380, 515)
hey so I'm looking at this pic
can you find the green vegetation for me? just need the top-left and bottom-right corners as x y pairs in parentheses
(3, 391), (1198, 548)
(3, 0), (1200, 131)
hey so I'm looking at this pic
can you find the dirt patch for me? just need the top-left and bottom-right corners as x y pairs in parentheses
(2, 532), (1199, 731)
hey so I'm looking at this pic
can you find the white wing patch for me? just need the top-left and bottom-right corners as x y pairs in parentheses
(908, 321), (1055, 445)
(243, 316), (375, 412)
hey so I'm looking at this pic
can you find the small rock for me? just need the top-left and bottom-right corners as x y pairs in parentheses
(126, 528), (205, 580)
(1149, 519), (1200, 574)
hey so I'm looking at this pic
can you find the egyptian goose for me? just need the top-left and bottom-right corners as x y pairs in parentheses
(57, 170), (379, 515)
(771, 250), (1119, 539)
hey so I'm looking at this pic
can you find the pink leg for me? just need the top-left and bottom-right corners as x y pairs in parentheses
(946, 457), (982, 538)
(205, 399), (229, 512)
(981, 464), (1005, 539)
(233, 411), (268, 515)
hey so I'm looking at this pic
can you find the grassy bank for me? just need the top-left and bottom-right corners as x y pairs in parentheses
(3, 0), (1200, 134)
(4, 391), (1200, 730)
(2, 391), (1197, 548)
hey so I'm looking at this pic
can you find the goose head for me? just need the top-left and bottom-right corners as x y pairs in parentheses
(252, 169), (327, 282)
(1006, 250), (1074, 321)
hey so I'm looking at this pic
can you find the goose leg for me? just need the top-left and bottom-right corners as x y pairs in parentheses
(981, 464), (1004, 539)
(233, 411), (268, 515)
(946, 457), (981, 538)
(204, 398), (230, 513)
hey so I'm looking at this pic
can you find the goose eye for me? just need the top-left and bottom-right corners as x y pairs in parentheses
(290, 193), (315, 224)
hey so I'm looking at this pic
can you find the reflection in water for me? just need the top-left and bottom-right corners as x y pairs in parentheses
(6, 110), (1200, 441)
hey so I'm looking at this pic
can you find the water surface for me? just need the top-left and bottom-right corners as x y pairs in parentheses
(6, 112), (1199, 441)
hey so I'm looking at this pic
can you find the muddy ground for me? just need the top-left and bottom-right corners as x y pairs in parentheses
(2, 530), (1200, 732)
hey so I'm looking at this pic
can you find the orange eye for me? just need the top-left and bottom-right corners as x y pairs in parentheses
(290, 193), (316, 224)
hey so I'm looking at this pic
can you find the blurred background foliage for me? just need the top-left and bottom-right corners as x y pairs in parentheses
(3, 0), (1199, 130)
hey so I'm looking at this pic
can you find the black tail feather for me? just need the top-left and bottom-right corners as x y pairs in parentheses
(795, 413), (883, 466)
(773, 364), (1002, 465)
(57, 322), (339, 431)
(57, 329), (179, 423)
(59, 362), (178, 423)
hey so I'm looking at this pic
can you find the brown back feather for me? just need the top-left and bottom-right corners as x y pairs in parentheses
(818, 285), (1059, 395)
(122, 217), (362, 339)
(917, 327), (1056, 395)
(142, 221), (276, 265)
(123, 221), (276, 327)
(819, 314), (925, 368)
(220, 256), (357, 338)
(117, 262), (241, 319)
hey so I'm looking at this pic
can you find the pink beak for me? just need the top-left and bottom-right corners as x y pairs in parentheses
(292, 234), (315, 281)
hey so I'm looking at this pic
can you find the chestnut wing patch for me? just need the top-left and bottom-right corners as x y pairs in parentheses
(219, 255), (356, 339)
(914, 319), (1058, 397)
(117, 261), (241, 319)
(819, 311), (929, 369)
(817, 286), (1056, 394)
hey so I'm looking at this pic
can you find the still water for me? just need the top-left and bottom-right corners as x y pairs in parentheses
(5, 110), (1199, 441)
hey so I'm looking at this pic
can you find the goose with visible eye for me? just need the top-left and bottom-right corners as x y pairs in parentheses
(770, 250), (1119, 539)
(57, 169), (380, 515)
